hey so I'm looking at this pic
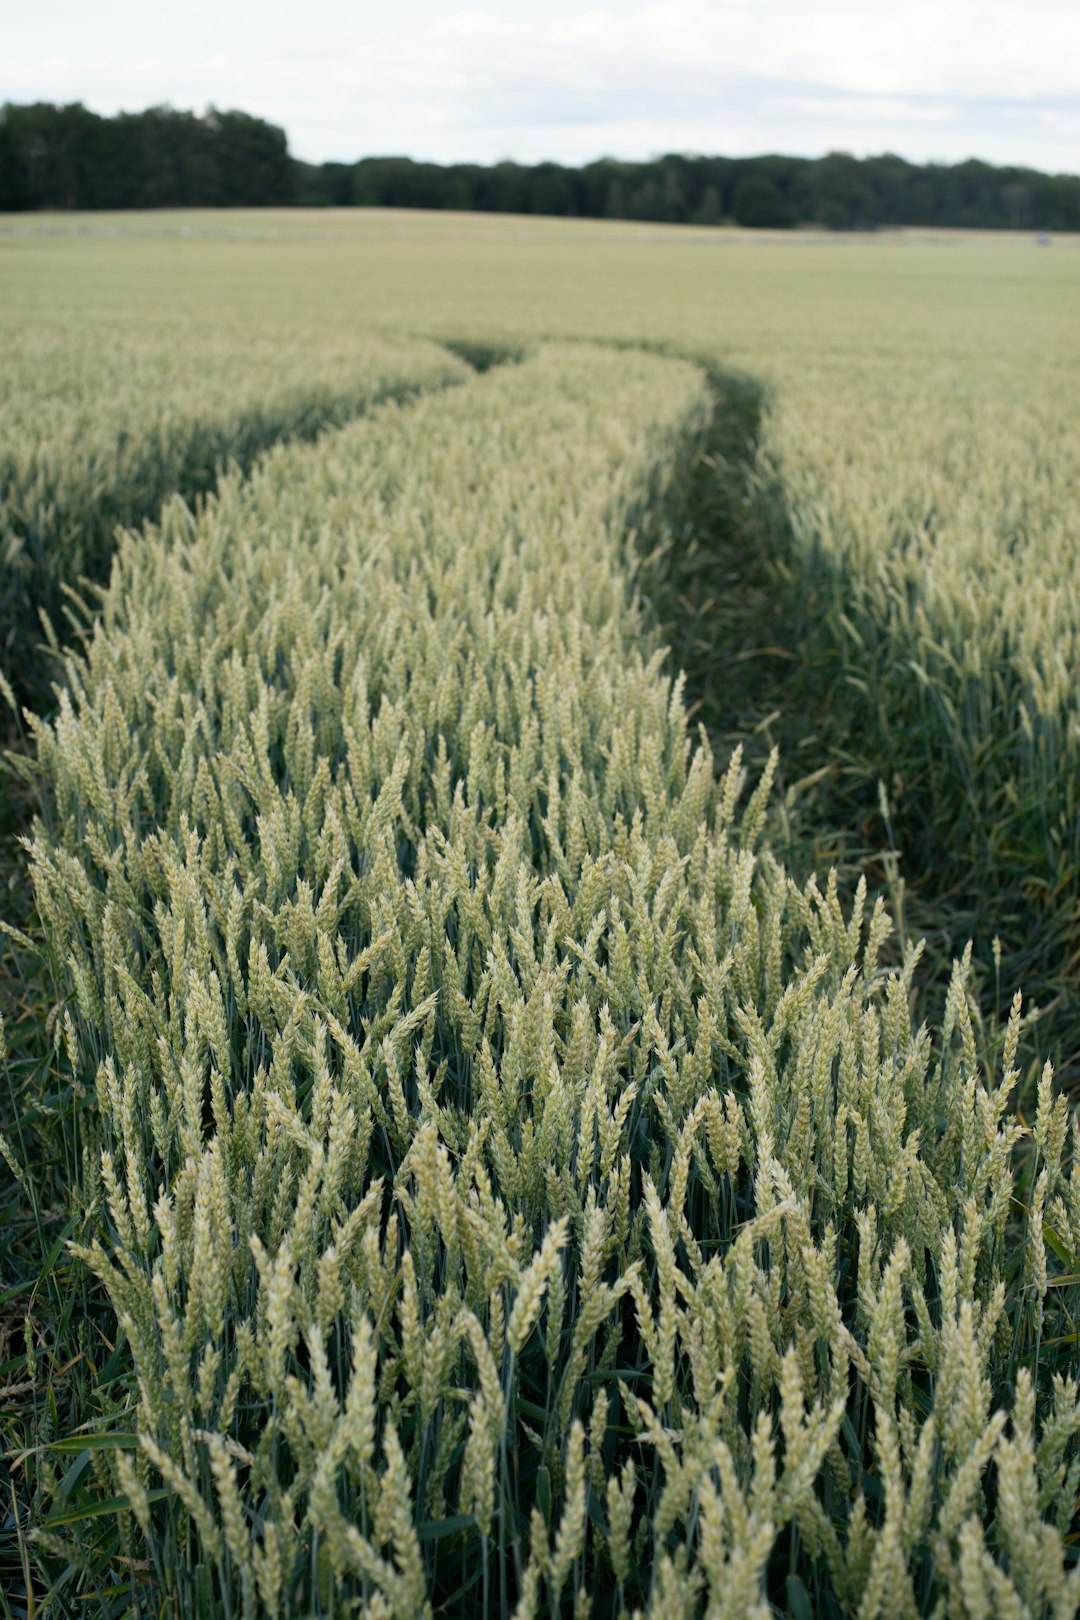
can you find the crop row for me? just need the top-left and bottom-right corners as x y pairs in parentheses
(0, 326), (469, 704)
(749, 349), (1080, 1061)
(13, 345), (1080, 1617)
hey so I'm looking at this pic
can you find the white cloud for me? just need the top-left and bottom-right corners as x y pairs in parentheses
(2, 0), (1079, 170)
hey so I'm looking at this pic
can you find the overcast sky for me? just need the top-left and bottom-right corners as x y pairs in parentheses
(4, 1), (1079, 172)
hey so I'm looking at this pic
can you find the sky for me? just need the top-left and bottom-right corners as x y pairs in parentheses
(4, 0), (1080, 173)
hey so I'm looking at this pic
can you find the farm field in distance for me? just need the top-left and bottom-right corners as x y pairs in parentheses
(2, 208), (1080, 1619)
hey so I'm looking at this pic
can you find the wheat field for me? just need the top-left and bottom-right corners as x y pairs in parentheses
(2, 211), (1079, 1619)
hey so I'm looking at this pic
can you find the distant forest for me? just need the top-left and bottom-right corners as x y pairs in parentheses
(3, 101), (1080, 230)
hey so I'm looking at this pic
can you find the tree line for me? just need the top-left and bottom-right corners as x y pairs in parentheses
(3, 101), (1079, 231)
(0, 104), (294, 210)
